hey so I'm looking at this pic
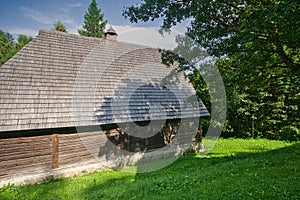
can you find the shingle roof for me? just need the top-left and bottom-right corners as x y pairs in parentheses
(0, 30), (209, 133)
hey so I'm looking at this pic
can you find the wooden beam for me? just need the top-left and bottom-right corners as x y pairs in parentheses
(51, 134), (59, 169)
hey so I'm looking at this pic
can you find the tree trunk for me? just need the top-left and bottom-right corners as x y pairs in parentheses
(275, 42), (298, 72)
(192, 118), (204, 153)
(273, 25), (298, 72)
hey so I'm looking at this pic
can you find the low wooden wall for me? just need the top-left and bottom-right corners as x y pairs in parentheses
(0, 131), (108, 181)
(0, 129), (170, 186)
(0, 119), (199, 186)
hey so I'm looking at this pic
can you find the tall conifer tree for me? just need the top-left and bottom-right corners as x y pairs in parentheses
(78, 0), (107, 38)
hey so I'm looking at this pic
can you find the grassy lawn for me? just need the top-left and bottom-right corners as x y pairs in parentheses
(1, 138), (299, 200)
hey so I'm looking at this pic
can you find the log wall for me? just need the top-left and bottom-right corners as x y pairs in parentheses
(0, 119), (199, 186)
(0, 128), (170, 185)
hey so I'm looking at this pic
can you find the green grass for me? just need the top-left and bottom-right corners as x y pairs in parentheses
(1, 138), (299, 200)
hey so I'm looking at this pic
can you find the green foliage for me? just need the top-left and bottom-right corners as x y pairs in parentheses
(0, 30), (15, 65)
(53, 21), (67, 32)
(218, 55), (300, 140)
(1, 139), (299, 199)
(124, 0), (299, 71)
(124, 0), (300, 141)
(0, 30), (32, 66)
(15, 35), (32, 50)
(78, 0), (107, 38)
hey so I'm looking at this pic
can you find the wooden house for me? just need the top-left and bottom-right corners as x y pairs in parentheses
(0, 29), (209, 186)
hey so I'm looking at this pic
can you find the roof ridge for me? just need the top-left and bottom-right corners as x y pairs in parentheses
(37, 29), (156, 49)
(38, 29), (104, 42)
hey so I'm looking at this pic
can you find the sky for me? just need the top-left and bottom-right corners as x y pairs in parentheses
(0, 0), (188, 49)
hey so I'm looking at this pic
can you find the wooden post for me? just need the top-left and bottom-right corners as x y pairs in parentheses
(51, 134), (59, 169)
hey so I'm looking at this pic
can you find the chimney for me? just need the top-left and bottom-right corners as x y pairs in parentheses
(105, 26), (118, 41)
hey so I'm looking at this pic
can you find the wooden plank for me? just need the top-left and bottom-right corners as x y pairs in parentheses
(0, 135), (50, 144)
(59, 147), (90, 156)
(0, 140), (50, 149)
(58, 140), (105, 150)
(51, 134), (59, 169)
(59, 149), (94, 159)
(58, 134), (106, 141)
(59, 154), (96, 166)
(59, 143), (103, 151)
(59, 141), (105, 149)
(0, 142), (51, 153)
(0, 149), (51, 162)
(0, 146), (51, 155)
(0, 155), (52, 168)
(58, 131), (106, 139)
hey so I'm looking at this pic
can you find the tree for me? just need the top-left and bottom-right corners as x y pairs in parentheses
(78, 0), (107, 38)
(0, 30), (14, 65)
(0, 30), (32, 66)
(15, 35), (33, 50)
(53, 21), (67, 32)
(124, 0), (299, 72)
(124, 0), (300, 140)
